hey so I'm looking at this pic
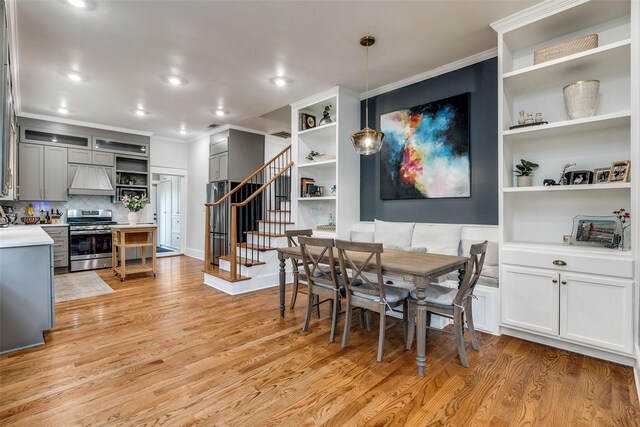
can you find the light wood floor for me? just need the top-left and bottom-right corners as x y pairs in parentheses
(1, 256), (638, 426)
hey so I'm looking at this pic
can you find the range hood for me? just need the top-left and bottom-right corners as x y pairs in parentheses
(68, 164), (115, 196)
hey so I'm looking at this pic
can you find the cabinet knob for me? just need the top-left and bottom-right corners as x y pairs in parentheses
(552, 260), (567, 266)
(552, 279), (558, 284)
(561, 280), (567, 285)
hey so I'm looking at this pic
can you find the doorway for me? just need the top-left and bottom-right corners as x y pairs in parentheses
(152, 173), (183, 257)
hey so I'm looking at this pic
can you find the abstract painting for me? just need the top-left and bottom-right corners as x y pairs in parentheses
(380, 93), (470, 199)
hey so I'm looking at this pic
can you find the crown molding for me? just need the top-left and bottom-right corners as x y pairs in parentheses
(17, 112), (154, 137)
(490, 0), (586, 33)
(363, 48), (497, 100)
(6, 0), (20, 113)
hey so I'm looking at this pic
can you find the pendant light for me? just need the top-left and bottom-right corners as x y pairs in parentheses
(350, 36), (384, 155)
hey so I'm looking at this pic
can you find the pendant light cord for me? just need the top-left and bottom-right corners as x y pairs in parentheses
(365, 44), (369, 129)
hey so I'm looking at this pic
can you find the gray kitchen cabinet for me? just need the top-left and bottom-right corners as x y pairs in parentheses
(208, 129), (264, 183)
(18, 143), (68, 201)
(68, 148), (92, 164)
(92, 151), (114, 166)
(209, 152), (228, 182)
(43, 226), (69, 271)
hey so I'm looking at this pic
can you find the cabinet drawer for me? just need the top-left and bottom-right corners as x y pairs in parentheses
(68, 148), (92, 164)
(209, 140), (228, 156)
(92, 151), (115, 166)
(51, 236), (69, 254)
(43, 227), (68, 237)
(502, 247), (633, 279)
(53, 251), (69, 268)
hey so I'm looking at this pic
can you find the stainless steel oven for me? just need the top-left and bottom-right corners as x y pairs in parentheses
(68, 209), (116, 272)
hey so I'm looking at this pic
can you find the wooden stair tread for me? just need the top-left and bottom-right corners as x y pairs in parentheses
(244, 231), (286, 237)
(256, 220), (294, 225)
(203, 266), (250, 282)
(238, 243), (277, 251)
(218, 255), (266, 266)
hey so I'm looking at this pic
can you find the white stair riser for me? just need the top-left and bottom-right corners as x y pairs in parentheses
(245, 234), (287, 247)
(235, 247), (277, 262)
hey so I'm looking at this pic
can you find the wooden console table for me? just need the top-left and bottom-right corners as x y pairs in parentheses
(112, 224), (157, 281)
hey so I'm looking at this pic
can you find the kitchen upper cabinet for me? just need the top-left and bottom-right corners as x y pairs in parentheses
(93, 137), (148, 157)
(92, 151), (114, 166)
(209, 152), (228, 182)
(21, 127), (91, 149)
(18, 143), (67, 201)
(68, 148), (91, 164)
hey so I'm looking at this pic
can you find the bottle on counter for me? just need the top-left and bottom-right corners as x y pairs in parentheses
(45, 211), (51, 224)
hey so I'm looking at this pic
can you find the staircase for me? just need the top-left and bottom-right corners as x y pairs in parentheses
(203, 145), (294, 294)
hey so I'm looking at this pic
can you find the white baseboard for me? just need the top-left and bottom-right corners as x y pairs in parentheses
(501, 326), (636, 367)
(634, 344), (640, 402)
(185, 248), (204, 260)
(203, 272), (291, 296)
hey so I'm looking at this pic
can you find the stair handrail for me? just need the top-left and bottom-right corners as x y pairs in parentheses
(204, 144), (291, 207)
(228, 161), (294, 280)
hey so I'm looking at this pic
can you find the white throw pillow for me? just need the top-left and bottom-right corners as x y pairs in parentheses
(460, 239), (499, 265)
(374, 219), (415, 247)
(411, 224), (462, 256)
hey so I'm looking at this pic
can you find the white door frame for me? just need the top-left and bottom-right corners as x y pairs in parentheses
(150, 166), (188, 254)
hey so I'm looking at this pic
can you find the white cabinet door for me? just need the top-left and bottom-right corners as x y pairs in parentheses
(18, 143), (43, 200)
(218, 152), (228, 181)
(209, 155), (220, 182)
(560, 272), (633, 355)
(43, 146), (68, 201)
(501, 265), (559, 336)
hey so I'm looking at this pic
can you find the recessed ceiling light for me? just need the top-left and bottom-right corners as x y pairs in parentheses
(67, 72), (83, 82)
(66, 0), (86, 8)
(165, 75), (187, 86)
(215, 109), (226, 117)
(58, 107), (69, 114)
(179, 129), (187, 135)
(135, 109), (147, 117)
(270, 76), (292, 87)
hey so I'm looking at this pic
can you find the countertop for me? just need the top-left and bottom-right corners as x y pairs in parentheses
(112, 223), (157, 229)
(0, 225), (54, 249)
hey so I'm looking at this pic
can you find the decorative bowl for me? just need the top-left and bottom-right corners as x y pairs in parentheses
(21, 216), (40, 225)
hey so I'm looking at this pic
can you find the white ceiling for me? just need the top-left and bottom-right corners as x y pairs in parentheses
(13, 0), (538, 141)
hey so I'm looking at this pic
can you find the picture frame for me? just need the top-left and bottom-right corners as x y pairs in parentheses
(592, 167), (610, 184)
(608, 160), (630, 183)
(570, 215), (622, 248)
(299, 113), (316, 131)
(568, 170), (592, 185)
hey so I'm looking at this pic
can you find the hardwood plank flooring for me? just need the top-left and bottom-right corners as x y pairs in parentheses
(1, 256), (638, 426)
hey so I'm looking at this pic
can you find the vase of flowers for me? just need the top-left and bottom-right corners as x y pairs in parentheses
(122, 194), (149, 225)
(613, 208), (630, 250)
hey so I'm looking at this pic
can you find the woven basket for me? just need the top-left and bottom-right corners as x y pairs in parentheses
(533, 34), (598, 65)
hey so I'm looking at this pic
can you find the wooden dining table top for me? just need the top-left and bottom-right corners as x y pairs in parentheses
(277, 246), (468, 280)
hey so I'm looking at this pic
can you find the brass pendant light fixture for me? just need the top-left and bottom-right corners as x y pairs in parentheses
(350, 36), (384, 155)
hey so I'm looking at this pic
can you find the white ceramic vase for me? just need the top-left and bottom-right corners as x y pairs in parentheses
(563, 80), (600, 119)
(517, 175), (533, 187)
(128, 211), (138, 225)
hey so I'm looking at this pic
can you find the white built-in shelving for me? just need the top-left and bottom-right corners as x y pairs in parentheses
(290, 86), (360, 238)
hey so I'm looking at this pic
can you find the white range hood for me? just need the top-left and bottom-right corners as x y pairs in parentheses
(68, 164), (115, 196)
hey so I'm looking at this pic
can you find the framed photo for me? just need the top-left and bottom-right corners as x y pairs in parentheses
(299, 113), (316, 131)
(608, 160), (630, 183)
(568, 170), (592, 185)
(592, 167), (610, 184)
(570, 215), (622, 248)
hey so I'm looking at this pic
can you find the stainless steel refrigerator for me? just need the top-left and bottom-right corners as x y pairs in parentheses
(207, 181), (229, 265)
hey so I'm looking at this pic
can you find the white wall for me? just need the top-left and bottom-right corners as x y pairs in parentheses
(185, 136), (210, 259)
(264, 135), (290, 161)
(150, 136), (188, 170)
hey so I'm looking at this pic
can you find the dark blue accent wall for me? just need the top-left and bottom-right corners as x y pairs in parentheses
(359, 57), (498, 225)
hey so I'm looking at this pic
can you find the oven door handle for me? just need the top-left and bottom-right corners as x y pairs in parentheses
(70, 231), (113, 236)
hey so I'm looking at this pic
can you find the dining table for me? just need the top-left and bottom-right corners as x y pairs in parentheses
(276, 245), (468, 376)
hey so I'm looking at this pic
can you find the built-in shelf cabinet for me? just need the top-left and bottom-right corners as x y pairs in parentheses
(492, 0), (638, 363)
(291, 86), (360, 238)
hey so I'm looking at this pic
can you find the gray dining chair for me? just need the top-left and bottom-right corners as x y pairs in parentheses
(335, 239), (409, 362)
(285, 229), (315, 312)
(298, 236), (343, 343)
(406, 240), (488, 367)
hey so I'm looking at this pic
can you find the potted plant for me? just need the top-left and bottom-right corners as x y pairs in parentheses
(319, 105), (333, 126)
(121, 194), (149, 225)
(514, 159), (539, 187)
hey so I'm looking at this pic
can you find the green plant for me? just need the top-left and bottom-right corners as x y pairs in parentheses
(306, 150), (320, 161)
(123, 175), (137, 185)
(322, 105), (332, 119)
(121, 194), (149, 212)
(513, 159), (539, 177)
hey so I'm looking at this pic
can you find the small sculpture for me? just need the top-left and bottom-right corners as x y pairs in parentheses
(518, 111), (525, 125)
(535, 112), (543, 123)
(525, 112), (534, 124)
(543, 179), (556, 186)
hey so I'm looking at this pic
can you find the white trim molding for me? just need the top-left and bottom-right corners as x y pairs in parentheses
(6, 0), (20, 114)
(363, 48), (497, 99)
(17, 112), (154, 137)
(490, 0), (586, 33)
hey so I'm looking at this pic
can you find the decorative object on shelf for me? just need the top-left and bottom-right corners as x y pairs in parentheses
(351, 36), (384, 155)
(300, 113), (316, 131)
(543, 179), (556, 186)
(568, 170), (593, 185)
(562, 235), (571, 244)
(592, 167), (611, 184)
(319, 105), (333, 126)
(533, 33), (598, 65)
(316, 224), (336, 232)
(328, 213), (335, 226)
(558, 162), (576, 185)
(608, 160), (630, 183)
(513, 159), (539, 187)
(306, 151), (320, 161)
(508, 120), (549, 130)
(122, 175), (137, 185)
(570, 215), (622, 248)
(518, 111), (525, 125)
(525, 112), (534, 124)
(25, 204), (35, 217)
(121, 194), (149, 225)
(330, 184), (336, 194)
(612, 208), (630, 251)
(563, 80), (600, 119)
(534, 113), (543, 123)
(380, 93), (470, 199)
